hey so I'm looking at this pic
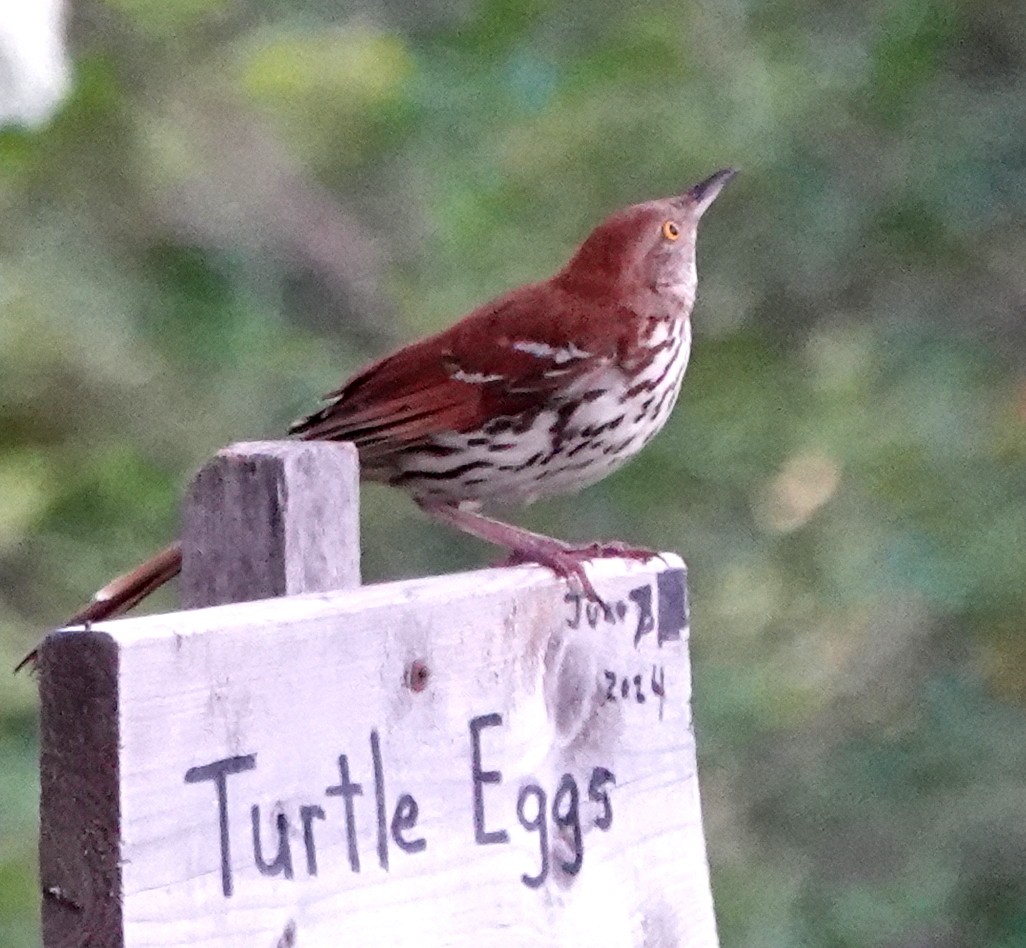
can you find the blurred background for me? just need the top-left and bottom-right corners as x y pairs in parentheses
(2, 0), (1025, 944)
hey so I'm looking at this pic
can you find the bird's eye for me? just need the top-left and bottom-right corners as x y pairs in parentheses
(662, 220), (681, 241)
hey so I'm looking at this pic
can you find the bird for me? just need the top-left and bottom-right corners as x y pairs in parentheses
(15, 168), (736, 672)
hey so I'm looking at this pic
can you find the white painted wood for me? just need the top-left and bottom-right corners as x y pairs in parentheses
(40, 557), (716, 948)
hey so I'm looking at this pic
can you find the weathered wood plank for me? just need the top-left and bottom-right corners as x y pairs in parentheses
(39, 558), (716, 947)
(38, 632), (122, 947)
(180, 441), (360, 608)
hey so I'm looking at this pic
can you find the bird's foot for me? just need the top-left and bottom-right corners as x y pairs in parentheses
(420, 503), (659, 608)
(501, 543), (606, 605)
(499, 539), (661, 604)
(572, 540), (664, 563)
(500, 539), (658, 566)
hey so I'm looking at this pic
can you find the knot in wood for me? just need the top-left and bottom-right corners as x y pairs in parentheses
(545, 635), (598, 746)
(405, 659), (430, 693)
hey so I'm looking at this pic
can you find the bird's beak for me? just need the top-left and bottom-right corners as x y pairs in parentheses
(685, 168), (738, 216)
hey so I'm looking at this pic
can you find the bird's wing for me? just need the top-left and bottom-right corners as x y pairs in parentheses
(289, 282), (633, 460)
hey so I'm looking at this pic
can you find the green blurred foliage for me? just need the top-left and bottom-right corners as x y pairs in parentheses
(2, 0), (1025, 944)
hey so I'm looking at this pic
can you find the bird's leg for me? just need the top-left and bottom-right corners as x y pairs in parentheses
(418, 503), (663, 602)
(418, 501), (606, 604)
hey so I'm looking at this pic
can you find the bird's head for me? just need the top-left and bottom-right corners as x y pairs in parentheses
(559, 168), (737, 299)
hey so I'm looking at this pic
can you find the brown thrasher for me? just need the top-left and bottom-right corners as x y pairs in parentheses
(16, 168), (735, 671)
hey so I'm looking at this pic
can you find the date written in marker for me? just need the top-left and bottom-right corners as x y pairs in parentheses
(564, 586), (654, 646)
(602, 665), (667, 719)
(566, 574), (684, 721)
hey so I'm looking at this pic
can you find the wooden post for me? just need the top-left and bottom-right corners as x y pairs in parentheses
(180, 440), (361, 607)
(37, 442), (718, 947)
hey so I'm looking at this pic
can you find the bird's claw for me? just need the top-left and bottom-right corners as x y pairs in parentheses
(499, 538), (665, 609)
(574, 540), (664, 564)
(536, 548), (607, 609)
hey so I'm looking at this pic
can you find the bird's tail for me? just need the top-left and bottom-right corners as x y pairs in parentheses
(15, 542), (183, 673)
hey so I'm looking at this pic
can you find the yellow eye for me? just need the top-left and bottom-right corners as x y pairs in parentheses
(662, 220), (680, 241)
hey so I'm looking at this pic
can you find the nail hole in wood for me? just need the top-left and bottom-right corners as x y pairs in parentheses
(406, 660), (430, 692)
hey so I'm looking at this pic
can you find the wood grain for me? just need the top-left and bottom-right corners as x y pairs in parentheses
(39, 632), (122, 948)
(180, 440), (360, 608)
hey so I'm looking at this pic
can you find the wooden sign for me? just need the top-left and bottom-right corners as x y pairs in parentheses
(37, 444), (717, 947)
